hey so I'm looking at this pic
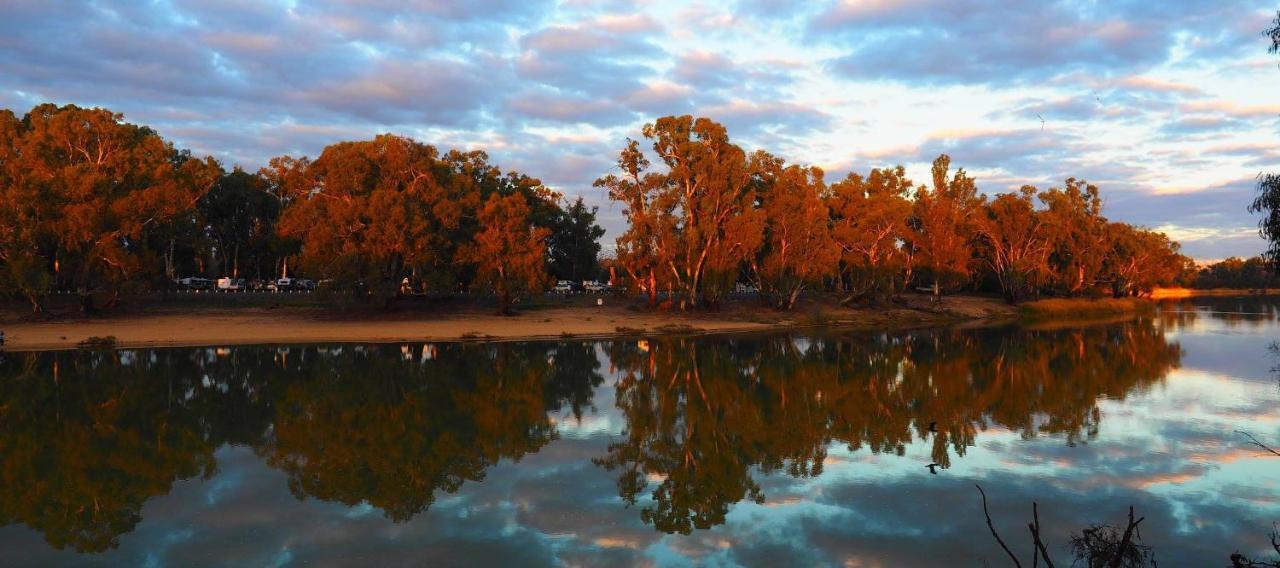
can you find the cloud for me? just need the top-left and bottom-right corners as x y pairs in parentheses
(812, 0), (1269, 85)
(0, 0), (1272, 258)
(515, 15), (664, 98)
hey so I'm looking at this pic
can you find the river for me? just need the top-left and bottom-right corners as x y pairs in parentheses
(0, 297), (1276, 566)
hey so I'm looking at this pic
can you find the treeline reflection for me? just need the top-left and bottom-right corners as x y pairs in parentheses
(0, 322), (1180, 552)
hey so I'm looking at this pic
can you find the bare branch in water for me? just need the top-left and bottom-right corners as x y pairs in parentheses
(1230, 523), (1280, 567)
(1238, 430), (1280, 457)
(976, 484), (1023, 568)
(1028, 501), (1056, 568)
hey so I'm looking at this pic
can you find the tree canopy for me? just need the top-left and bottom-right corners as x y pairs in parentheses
(0, 105), (1201, 311)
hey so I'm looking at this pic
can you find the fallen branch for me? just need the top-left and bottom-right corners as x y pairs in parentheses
(977, 484), (1022, 568)
(1108, 506), (1145, 568)
(1028, 502), (1056, 568)
(1238, 430), (1280, 458)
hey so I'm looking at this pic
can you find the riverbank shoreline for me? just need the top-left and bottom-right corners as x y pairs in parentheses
(1150, 287), (1277, 299)
(0, 295), (1022, 351)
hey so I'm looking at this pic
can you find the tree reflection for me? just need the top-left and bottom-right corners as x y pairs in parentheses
(598, 322), (1181, 534)
(258, 342), (603, 520)
(0, 350), (220, 552)
(0, 321), (1180, 550)
(0, 341), (604, 551)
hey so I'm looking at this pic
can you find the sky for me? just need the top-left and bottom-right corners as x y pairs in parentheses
(0, 0), (1277, 260)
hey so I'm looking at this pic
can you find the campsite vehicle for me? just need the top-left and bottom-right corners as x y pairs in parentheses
(553, 280), (575, 293)
(177, 277), (213, 290)
(216, 277), (246, 290)
(275, 277), (294, 290)
(583, 280), (606, 293)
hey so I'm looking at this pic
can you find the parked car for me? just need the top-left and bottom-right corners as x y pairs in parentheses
(553, 280), (575, 293)
(216, 277), (246, 290)
(582, 280), (606, 293)
(177, 277), (213, 290)
(294, 279), (316, 291)
(276, 277), (294, 290)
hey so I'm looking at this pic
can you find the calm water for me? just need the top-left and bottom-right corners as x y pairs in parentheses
(1, 298), (1277, 567)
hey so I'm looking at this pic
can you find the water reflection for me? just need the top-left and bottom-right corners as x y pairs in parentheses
(0, 305), (1275, 565)
(598, 324), (1181, 534)
(0, 343), (603, 552)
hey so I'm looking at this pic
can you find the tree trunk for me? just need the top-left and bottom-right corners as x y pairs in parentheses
(499, 289), (512, 316)
(786, 286), (802, 310)
(165, 238), (175, 280)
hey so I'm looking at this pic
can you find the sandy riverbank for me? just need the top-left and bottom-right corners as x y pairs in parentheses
(0, 295), (1019, 351)
(1150, 287), (1277, 299)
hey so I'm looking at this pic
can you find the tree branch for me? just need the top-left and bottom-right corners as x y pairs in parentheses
(1238, 430), (1280, 457)
(977, 484), (1023, 568)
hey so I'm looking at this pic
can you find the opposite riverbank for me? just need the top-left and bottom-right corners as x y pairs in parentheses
(1149, 287), (1277, 299)
(0, 293), (1209, 351)
(0, 294), (1022, 351)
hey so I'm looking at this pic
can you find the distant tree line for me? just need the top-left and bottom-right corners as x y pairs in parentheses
(0, 105), (1209, 313)
(598, 115), (1193, 309)
(1191, 256), (1280, 289)
(0, 103), (604, 313)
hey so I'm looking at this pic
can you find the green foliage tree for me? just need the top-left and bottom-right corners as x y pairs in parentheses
(198, 168), (281, 279)
(1254, 13), (1280, 273)
(1193, 256), (1280, 289)
(1253, 174), (1280, 272)
(547, 197), (605, 282)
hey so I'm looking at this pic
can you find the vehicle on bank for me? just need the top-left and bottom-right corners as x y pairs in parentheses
(583, 280), (606, 293)
(176, 277), (213, 290)
(216, 277), (247, 290)
(553, 280), (575, 294)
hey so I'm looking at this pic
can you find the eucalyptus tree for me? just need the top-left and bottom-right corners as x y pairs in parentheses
(598, 116), (764, 308)
(1254, 12), (1280, 271)
(908, 154), (984, 295)
(0, 104), (219, 311)
(750, 152), (836, 309)
(828, 165), (913, 301)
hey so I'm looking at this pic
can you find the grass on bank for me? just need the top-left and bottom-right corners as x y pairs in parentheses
(1019, 297), (1154, 320)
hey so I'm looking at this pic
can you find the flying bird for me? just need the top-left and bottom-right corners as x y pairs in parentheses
(1036, 113), (1045, 131)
